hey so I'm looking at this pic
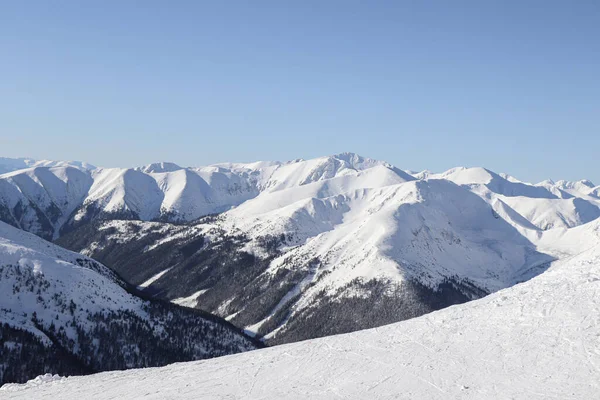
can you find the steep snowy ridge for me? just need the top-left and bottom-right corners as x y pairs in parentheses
(0, 167), (94, 240)
(5, 229), (599, 399)
(430, 167), (600, 230)
(2, 155), (595, 239)
(231, 178), (548, 293)
(210, 178), (552, 340)
(79, 168), (165, 220)
(138, 162), (182, 173)
(0, 153), (413, 239)
(0, 221), (258, 385)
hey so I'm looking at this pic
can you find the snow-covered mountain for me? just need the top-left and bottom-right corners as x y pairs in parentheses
(428, 167), (600, 230)
(3, 153), (600, 344)
(0, 158), (95, 175)
(5, 221), (599, 399)
(2, 154), (597, 240)
(0, 221), (258, 385)
(0, 153), (409, 239)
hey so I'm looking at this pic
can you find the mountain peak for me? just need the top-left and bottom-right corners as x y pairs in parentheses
(328, 152), (394, 172)
(139, 162), (183, 173)
(331, 152), (365, 161)
(554, 179), (596, 190)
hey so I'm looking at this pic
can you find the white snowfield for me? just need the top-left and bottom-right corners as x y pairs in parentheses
(3, 237), (599, 399)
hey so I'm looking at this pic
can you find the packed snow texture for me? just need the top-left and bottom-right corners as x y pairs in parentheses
(4, 225), (599, 399)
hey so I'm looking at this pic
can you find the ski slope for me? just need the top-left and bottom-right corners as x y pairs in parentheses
(4, 227), (599, 399)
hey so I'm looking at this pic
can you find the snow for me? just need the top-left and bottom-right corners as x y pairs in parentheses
(218, 177), (554, 338)
(7, 374), (66, 389)
(4, 237), (599, 399)
(426, 166), (600, 231)
(137, 268), (172, 289)
(2, 153), (597, 243)
(138, 162), (182, 173)
(0, 158), (94, 175)
(171, 289), (208, 307)
(3, 153), (600, 340)
(2, 153), (600, 398)
(0, 220), (257, 377)
(0, 221), (143, 340)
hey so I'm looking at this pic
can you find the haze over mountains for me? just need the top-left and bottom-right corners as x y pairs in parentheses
(1, 153), (598, 348)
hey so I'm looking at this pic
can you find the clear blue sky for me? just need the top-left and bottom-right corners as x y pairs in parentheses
(1, 1), (598, 183)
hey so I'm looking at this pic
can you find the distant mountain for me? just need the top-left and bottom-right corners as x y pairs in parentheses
(0, 157), (95, 175)
(3, 153), (600, 345)
(0, 153), (409, 240)
(0, 221), (259, 385)
(0, 158), (36, 175)
(137, 162), (183, 173)
(5, 219), (600, 399)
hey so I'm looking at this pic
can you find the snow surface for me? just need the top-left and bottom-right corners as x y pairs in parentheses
(4, 230), (599, 399)
(171, 289), (209, 308)
(137, 268), (172, 289)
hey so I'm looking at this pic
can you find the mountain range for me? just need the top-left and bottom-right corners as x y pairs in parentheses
(1, 153), (598, 347)
(0, 219), (259, 385)
(4, 216), (599, 398)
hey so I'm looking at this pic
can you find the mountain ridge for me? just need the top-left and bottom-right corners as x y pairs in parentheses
(0, 221), (259, 385)
(5, 228), (599, 399)
(3, 153), (600, 344)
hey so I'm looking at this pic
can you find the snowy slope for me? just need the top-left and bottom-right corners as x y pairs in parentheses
(0, 221), (258, 385)
(58, 178), (553, 343)
(0, 153), (413, 239)
(227, 178), (547, 291)
(5, 229), (599, 399)
(0, 167), (94, 239)
(214, 177), (556, 341)
(429, 167), (600, 230)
